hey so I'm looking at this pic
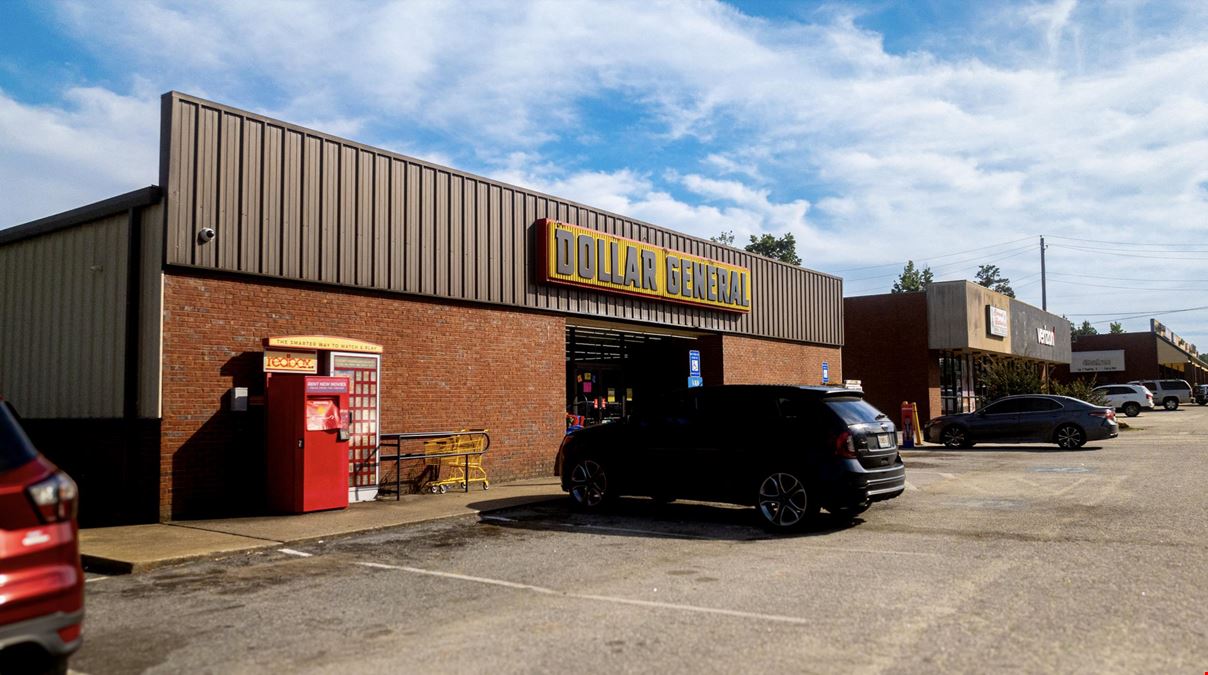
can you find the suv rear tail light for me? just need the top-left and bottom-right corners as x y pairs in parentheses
(834, 430), (856, 458)
(26, 472), (78, 524)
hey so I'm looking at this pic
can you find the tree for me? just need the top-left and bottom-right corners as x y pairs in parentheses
(1109, 321), (1124, 334)
(710, 231), (801, 265)
(1071, 320), (1098, 337)
(745, 233), (801, 265)
(711, 230), (735, 246)
(974, 264), (1015, 298)
(891, 260), (934, 293)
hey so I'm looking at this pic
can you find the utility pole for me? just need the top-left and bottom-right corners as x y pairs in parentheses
(1040, 235), (1047, 311)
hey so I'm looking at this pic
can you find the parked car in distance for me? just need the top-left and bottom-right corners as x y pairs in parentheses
(1092, 384), (1154, 417)
(1193, 384), (1208, 406)
(0, 399), (83, 674)
(1130, 379), (1193, 410)
(924, 394), (1118, 449)
(555, 385), (906, 532)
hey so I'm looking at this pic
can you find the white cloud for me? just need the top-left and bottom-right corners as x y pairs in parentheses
(4, 0), (1208, 344)
(0, 87), (158, 225)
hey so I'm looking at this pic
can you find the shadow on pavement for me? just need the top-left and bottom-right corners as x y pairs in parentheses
(910, 444), (1103, 453)
(472, 496), (864, 541)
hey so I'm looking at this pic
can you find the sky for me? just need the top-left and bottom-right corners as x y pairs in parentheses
(1, 0), (1207, 352)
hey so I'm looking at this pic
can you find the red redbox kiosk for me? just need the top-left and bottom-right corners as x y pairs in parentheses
(266, 374), (352, 513)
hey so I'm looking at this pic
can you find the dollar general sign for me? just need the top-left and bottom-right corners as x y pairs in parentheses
(538, 219), (751, 313)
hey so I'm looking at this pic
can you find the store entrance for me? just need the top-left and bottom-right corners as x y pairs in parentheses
(566, 323), (700, 425)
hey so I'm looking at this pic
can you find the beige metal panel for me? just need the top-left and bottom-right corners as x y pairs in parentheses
(487, 184), (502, 303)
(165, 100), (195, 265)
(195, 106), (219, 268)
(448, 174), (464, 298)
(139, 202), (164, 418)
(261, 125), (283, 275)
(388, 159), (405, 291)
(374, 157), (391, 290)
(217, 112), (241, 271)
(420, 166), (436, 295)
(356, 149), (374, 287)
(475, 181), (489, 302)
(337, 146), (356, 285)
(434, 171), (449, 297)
(461, 176), (477, 299)
(318, 141), (339, 283)
(405, 162), (421, 293)
(240, 119), (262, 273)
(300, 135), (322, 280)
(281, 130), (304, 279)
(0, 215), (127, 418)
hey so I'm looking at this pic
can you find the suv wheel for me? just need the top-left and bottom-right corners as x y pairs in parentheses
(941, 425), (972, 449)
(1054, 424), (1086, 449)
(568, 458), (611, 509)
(1163, 398), (1179, 411)
(756, 471), (816, 531)
(1122, 402), (1141, 417)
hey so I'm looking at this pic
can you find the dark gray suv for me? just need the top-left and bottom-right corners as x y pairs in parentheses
(555, 385), (906, 532)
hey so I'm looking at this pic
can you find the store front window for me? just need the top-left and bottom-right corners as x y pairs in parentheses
(566, 324), (698, 425)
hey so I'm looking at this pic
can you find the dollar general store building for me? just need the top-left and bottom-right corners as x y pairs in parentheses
(0, 92), (844, 525)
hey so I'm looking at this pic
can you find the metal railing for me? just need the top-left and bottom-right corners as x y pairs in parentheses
(376, 430), (491, 499)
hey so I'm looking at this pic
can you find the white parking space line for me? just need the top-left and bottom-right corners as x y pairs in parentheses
(480, 515), (517, 523)
(84, 575), (111, 584)
(278, 548), (313, 557)
(575, 523), (716, 539)
(908, 470), (957, 480)
(357, 562), (814, 625)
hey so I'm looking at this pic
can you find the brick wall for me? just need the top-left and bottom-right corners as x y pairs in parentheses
(719, 334), (841, 386)
(1051, 332), (1160, 385)
(161, 270), (564, 520)
(844, 293), (939, 421)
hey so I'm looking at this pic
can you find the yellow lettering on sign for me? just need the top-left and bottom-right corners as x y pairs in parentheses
(263, 349), (319, 373)
(264, 336), (384, 353)
(540, 219), (751, 312)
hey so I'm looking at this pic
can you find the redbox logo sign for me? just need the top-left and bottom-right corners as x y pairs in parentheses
(263, 349), (318, 373)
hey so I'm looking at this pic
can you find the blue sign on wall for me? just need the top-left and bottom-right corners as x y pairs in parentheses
(687, 376), (704, 388)
(822, 361), (829, 384)
(688, 350), (701, 377)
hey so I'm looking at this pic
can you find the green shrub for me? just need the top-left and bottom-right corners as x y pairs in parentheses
(980, 360), (1042, 403)
(1051, 378), (1107, 405)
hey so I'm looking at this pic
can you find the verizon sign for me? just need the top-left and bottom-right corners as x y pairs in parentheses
(1036, 326), (1056, 347)
(1071, 350), (1125, 373)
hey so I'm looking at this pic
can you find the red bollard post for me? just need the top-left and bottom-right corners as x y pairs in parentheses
(900, 401), (915, 448)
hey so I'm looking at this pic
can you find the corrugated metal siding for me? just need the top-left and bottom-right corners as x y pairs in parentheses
(0, 215), (129, 417)
(139, 202), (165, 418)
(162, 92), (843, 346)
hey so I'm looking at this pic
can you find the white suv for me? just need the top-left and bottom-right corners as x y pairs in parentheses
(1130, 379), (1193, 410)
(1092, 384), (1153, 417)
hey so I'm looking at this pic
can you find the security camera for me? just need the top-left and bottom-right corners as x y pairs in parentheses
(197, 227), (216, 244)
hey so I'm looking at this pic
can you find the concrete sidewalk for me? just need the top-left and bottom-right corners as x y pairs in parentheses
(80, 477), (565, 574)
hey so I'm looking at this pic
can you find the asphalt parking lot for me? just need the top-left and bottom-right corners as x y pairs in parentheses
(75, 405), (1208, 674)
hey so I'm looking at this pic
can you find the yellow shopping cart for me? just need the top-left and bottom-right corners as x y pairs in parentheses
(423, 429), (490, 493)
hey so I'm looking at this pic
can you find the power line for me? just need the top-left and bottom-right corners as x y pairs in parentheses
(1049, 271), (1208, 283)
(1047, 278), (1207, 292)
(1045, 234), (1208, 249)
(1064, 304), (1208, 317)
(843, 243), (1036, 282)
(1048, 243), (1208, 260)
(830, 236), (1035, 273)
